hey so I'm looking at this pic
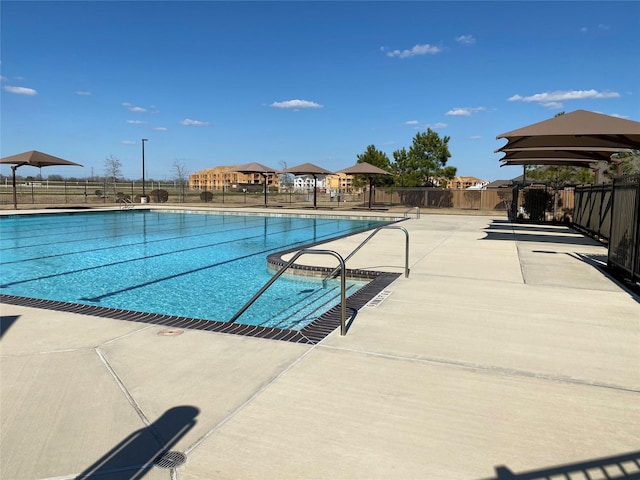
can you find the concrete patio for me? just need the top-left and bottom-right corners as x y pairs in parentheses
(1, 210), (638, 479)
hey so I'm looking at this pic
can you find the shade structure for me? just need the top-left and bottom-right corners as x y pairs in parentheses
(496, 109), (640, 151)
(337, 162), (392, 209)
(228, 162), (278, 206)
(500, 158), (600, 168)
(499, 146), (630, 163)
(282, 162), (334, 208)
(497, 147), (627, 173)
(0, 150), (83, 209)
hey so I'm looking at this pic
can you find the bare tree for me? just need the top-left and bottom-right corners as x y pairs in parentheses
(279, 161), (294, 192)
(104, 155), (122, 196)
(173, 160), (189, 202)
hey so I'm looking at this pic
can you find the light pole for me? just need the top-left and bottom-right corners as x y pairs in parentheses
(141, 138), (148, 201)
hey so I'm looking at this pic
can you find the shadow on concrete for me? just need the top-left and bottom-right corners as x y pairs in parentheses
(482, 220), (603, 246)
(485, 221), (584, 236)
(76, 405), (199, 479)
(483, 450), (640, 479)
(0, 315), (20, 339)
(570, 252), (640, 302)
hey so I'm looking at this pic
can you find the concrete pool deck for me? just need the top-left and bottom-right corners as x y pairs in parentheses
(1, 208), (638, 479)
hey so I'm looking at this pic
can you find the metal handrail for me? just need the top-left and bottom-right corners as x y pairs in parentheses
(228, 249), (349, 335)
(322, 225), (410, 287)
(118, 197), (134, 210)
(404, 206), (420, 219)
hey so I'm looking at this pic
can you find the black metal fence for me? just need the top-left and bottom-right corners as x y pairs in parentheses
(1, 181), (517, 211)
(607, 175), (640, 284)
(572, 175), (640, 285)
(508, 185), (576, 222)
(574, 183), (612, 240)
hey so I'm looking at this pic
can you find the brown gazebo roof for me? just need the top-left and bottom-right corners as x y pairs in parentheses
(496, 109), (640, 151)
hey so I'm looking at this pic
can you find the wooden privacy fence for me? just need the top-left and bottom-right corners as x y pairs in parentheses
(372, 188), (512, 211)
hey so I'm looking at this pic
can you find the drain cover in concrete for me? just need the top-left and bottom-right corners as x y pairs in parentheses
(154, 450), (187, 468)
(157, 328), (184, 336)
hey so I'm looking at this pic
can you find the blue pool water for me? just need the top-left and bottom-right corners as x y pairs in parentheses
(0, 210), (392, 330)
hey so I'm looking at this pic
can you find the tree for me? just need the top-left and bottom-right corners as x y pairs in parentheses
(279, 161), (294, 191)
(606, 150), (640, 179)
(439, 165), (457, 187)
(104, 155), (122, 196)
(527, 165), (593, 218)
(173, 160), (189, 202)
(392, 128), (452, 187)
(354, 145), (394, 188)
(391, 148), (416, 186)
(527, 165), (594, 188)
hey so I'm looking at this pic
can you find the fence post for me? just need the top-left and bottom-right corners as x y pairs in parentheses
(634, 175), (640, 283)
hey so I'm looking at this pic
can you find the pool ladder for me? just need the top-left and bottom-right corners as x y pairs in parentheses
(404, 206), (420, 219)
(321, 225), (409, 288)
(228, 225), (410, 336)
(118, 197), (135, 210)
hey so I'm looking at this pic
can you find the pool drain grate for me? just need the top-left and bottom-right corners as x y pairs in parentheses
(154, 450), (187, 468)
(365, 290), (391, 308)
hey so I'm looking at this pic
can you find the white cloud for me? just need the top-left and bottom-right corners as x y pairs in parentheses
(127, 120), (147, 124)
(445, 107), (485, 116)
(469, 135), (482, 140)
(122, 140), (136, 145)
(508, 89), (620, 108)
(269, 99), (323, 109)
(153, 126), (168, 131)
(75, 91), (91, 96)
(4, 85), (37, 96)
(405, 120), (419, 125)
(122, 102), (147, 113)
(180, 118), (210, 126)
(385, 43), (442, 58)
(455, 35), (476, 45)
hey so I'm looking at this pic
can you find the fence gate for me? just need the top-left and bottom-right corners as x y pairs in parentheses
(607, 174), (640, 284)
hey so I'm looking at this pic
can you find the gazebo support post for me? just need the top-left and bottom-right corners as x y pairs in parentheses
(11, 165), (18, 210)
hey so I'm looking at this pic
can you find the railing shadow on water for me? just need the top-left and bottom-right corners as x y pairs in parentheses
(481, 450), (640, 480)
(76, 405), (199, 479)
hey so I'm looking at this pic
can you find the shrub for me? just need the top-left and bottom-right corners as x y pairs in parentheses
(149, 189), (169, 203)
(200, 191), (214, 202)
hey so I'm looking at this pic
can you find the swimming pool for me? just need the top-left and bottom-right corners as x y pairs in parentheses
(0, 210), (397, 334)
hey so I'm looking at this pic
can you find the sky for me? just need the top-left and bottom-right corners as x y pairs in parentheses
(2, 0), (639, 182)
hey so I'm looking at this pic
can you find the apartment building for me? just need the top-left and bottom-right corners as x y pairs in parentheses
(189, 165), (280, 191)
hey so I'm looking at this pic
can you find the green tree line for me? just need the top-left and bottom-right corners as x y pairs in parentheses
(354, 128), (457, 189)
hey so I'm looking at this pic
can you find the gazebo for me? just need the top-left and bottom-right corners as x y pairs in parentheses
(337, 162), (392, 209)
(0, 150), (83, 209)
(282, 162), (334, 208)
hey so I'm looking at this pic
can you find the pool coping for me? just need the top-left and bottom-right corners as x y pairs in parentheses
(0, 209), (404, 344)
(0, 271), (400, 344)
